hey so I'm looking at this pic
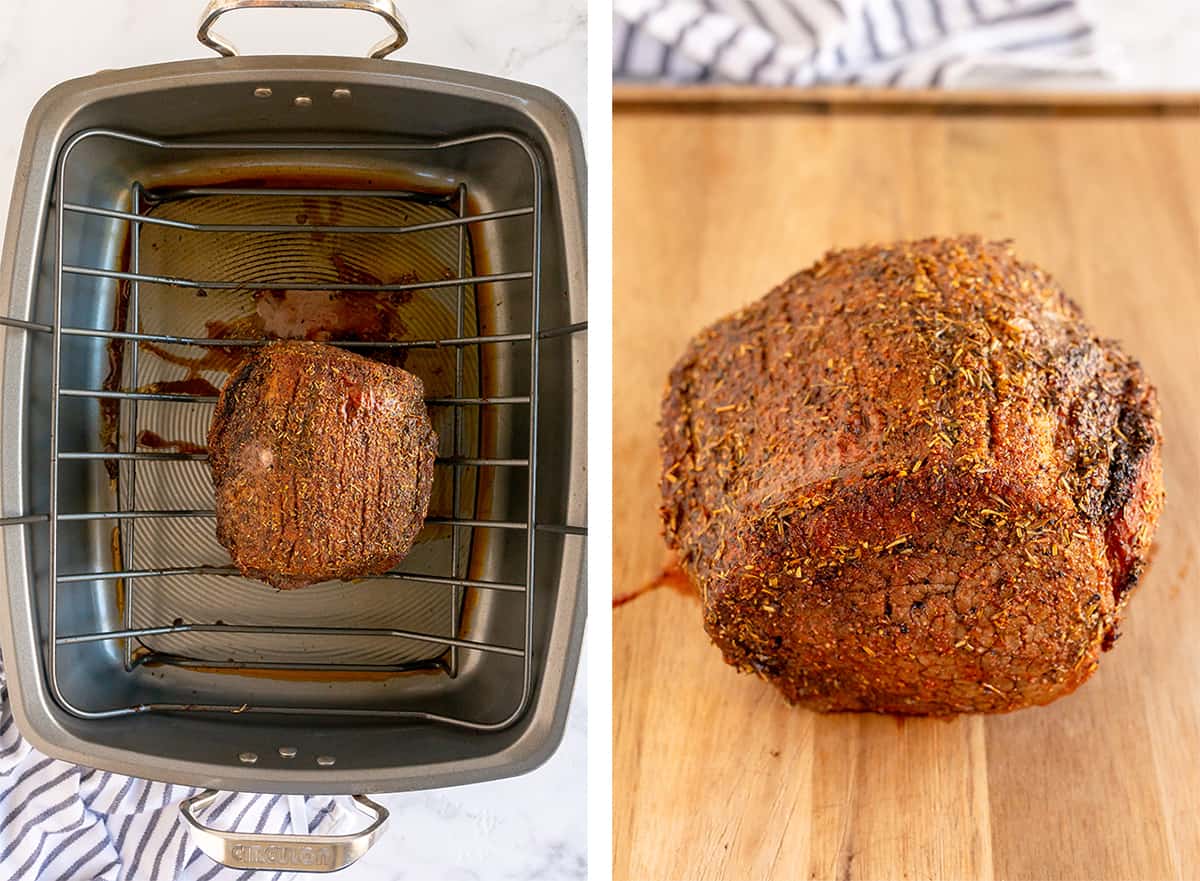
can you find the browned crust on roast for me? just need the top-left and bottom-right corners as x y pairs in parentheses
(209, 341), (438, 590)
(659, 237), (1164, 714)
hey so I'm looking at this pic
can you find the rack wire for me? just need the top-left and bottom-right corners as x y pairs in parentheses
(0, 128), (587, 731)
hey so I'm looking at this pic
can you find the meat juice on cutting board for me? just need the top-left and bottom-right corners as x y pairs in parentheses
(612, 559), (696, 609)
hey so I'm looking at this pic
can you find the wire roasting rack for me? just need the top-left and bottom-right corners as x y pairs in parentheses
(0, 128), (587, 732)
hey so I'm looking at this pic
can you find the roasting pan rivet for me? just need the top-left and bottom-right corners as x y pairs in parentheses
(238, 752), (259, 764)
(293, 95), (313, 109)
(278, 746), (298, 758)
(253, 87), (272, 99)
(331, 88), (352, 101)
(316, 755), (336, 767)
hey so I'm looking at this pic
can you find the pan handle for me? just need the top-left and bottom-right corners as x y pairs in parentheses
(197, 0), (409, 59)
(180, 789), (389, 874)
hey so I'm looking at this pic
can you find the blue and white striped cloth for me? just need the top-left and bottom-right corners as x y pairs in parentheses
(0, 659), (346, 881)
(614, 0), (1118, 87)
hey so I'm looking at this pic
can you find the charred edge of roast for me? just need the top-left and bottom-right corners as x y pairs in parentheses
(1101, 394), (1156, 522)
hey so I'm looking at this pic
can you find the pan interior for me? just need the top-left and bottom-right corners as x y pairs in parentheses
(45, 135), (539, 729)
(117, 187), (479, 670)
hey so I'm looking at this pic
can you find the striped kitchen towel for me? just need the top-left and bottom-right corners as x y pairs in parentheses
(614, 0), (1119, 87)
(0, 660), (346, 881)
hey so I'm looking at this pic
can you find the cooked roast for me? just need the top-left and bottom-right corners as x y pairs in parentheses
(209, 340), (437, 590)
(659, 237), (1163, 714)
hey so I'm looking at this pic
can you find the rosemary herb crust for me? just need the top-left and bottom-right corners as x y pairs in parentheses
(210, 340), (437, 591)
(660, 237), (1163, 714)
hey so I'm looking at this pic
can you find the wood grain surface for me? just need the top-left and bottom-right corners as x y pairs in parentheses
(613, 92), (1200, 881)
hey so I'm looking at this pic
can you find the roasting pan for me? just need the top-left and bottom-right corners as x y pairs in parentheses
(0, 0), (586, 871)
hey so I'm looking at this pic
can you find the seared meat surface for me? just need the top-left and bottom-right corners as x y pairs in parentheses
(209, 341), (437, 590)
(660, 237), (1163, 714)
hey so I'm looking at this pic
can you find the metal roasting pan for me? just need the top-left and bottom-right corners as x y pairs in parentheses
(0, 0), (586, 871)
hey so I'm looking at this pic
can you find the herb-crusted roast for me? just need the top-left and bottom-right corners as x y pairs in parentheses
(209, 340), (437, 590)
(659, 237), (1163, 714)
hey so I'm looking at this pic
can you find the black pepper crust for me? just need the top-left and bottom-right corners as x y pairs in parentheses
(209, 340), (438, 590)
(659, 237), (1164, 714)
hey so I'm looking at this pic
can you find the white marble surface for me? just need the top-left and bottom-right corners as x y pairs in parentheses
(0, 0), (587, 230)
(0, 3), (585, 880)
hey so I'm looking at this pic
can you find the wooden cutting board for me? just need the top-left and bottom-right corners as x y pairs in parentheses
(613, 88), (1200, 881)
